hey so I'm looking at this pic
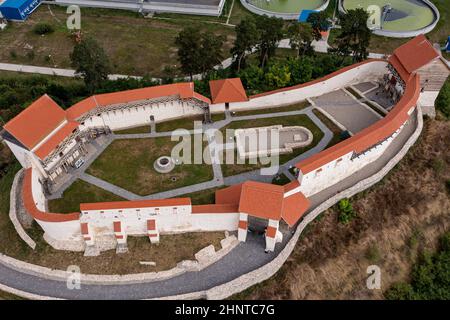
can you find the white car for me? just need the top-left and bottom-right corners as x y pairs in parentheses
(74, 158), (85, 169)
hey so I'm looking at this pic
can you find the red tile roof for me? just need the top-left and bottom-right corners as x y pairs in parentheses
(34, 121), (79, 160)
(281, 192), (310, 227)
(66, 83), (211, 120)
(22, 168), (80, 222)
(209, 78), (248, 104)
(80, 198), (191, 211)
(238, 181), (286, 220)
(215, 183), (243, 205)
(4, 95), (66, 150)
(283, 180), (300, 193)
(391, 35), (439, 74)
(296, 73), (421, 174)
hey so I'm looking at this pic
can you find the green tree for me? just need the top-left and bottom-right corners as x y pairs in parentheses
(335, 9), (371, 62)
(175, 26), (202, 81)
(175, 27), (224, 80)
(255, 15), (284, 68)
(199, 32), (225, 77)
(231, 16), (260, 72)
(307, 11), (331, 40)
(70, 37), (111, 93)
(287, 22), (314, 57)
(265, 62), (291, 89)
(436, 79), (450, 119)
(286, 57), (313, 86)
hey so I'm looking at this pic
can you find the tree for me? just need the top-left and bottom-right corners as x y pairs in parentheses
(231, 16), (259, 72)
(199, 32), (225, 76)
(287, 22), (314, 57)
(307, 11), (331, 40)
(70, 37), (111, 93)
(335, 9), (371, 62)
(255, 15), (284, 68)
(265, 62), (291, 89)
(175, 26), (202, 81)
(436, 79), (450, 119)
(175, 27), (224, 80)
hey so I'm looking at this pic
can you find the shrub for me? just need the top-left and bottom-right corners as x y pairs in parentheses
(26, 50), (35, 61)
(435, 79), (450, 119)
(431, 158), (445, 174)
(9, 50), (17, 59)
(338, 198), (356, 224)
(33, 23), (55, 35)
(365, 244), (381, 263)
(446, 180), (450, 194)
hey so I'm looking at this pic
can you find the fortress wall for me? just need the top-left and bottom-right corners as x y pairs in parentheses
(226, 60), (387, 112)
(79, 100), (204, 131)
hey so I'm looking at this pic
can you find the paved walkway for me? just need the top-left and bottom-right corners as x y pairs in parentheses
(65, 106), (332, 200)
(0, 109), (419, 299)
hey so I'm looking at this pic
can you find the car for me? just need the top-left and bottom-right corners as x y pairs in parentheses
(74, 158), (85, 169)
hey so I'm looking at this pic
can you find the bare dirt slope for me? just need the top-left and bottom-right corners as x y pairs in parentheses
(242, 118), (450, 300)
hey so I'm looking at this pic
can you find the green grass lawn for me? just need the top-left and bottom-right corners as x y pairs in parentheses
(156, 115), (204, 132)
(177, 187), (222, 205)
(220, 114), (325, 177)
(87, 136), (214, 196)
(48, 180), (125, 213)
(0, 6), (235, 77)
(231, 100), (309, 117)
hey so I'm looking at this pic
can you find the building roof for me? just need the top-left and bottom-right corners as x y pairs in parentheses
(34, 121), (79, 160)
(281, 192), (310, 227)
(80, 198), (191, 211)
(66, 83), (211, 120)
(22, 168), (79, 222)
(215, 183), (243, 205)
(209, 78), (248, 104)
(390, 35), (439, 75)
(296, 73), (421, 174)
(238, 181), (285, 220)
(3, 95), (66, 150)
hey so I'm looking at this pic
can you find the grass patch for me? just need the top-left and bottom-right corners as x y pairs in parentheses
(87, 136), (214, 195)
(211, 112), (226, 122)
(231, 101), (309, 117)
(220, 114), (324, 177)
(48, 180), (125, 213)
(156, 115), (204, 132)
(114, 126), (151, 134)
(177, 187), (222, 205)
(0, 6), (235, 77)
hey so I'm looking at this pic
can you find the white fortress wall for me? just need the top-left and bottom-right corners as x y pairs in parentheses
(44, 138), (78, 172)
(3, 141), (31, 168)
(29, 168), (82, 241)
(80, 206), (239, 237)
(299, 123), (406, 197)
(80, 100), (204, 131)
(226, 61), (388, 111)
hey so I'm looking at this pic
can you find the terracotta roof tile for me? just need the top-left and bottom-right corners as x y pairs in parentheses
(66, 83), (208, 120)
(4, 95), (66, 150)
(238, 181), (285, 220)
(392, 35), (439, 74)
(22, 168), (79, 222)
(296, 74), (420, 174)
(215, 183), (243, 205)
(34, 121), (79, 160)
(209, 78), (248, 104)
(281, 192), (310, 227)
